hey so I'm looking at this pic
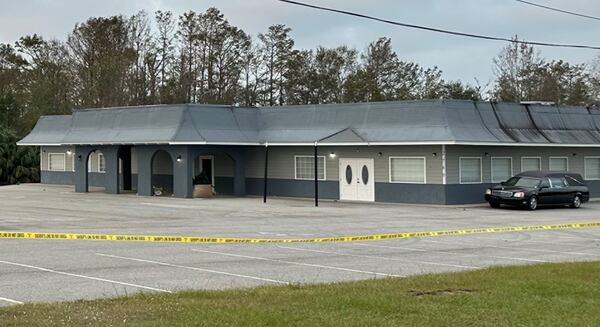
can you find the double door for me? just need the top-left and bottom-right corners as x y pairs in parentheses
(339, 158), (375, 202)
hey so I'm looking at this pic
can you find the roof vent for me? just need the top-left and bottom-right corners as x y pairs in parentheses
(520, 101), (555, 106)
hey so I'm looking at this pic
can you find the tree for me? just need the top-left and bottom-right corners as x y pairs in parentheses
(492, 37), (544, 102)
(68, 16), (137, 107)
(442, 80), (481, 101)
(258, 24), (294, 106)
(0, 129), (39, 185)
(155, 10), (177, 103)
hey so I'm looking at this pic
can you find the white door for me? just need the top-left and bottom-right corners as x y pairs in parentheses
(339, 158), (375, 202)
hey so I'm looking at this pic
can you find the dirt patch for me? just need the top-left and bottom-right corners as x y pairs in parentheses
(409, 288), (476, 297)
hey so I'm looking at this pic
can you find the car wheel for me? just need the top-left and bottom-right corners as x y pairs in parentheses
(489, 201), (500, 208)
(571, 195), (581, 209)
(528, 196), (538, 211)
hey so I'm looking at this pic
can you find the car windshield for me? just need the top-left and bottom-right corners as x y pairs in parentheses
(503, 176), (541, 188)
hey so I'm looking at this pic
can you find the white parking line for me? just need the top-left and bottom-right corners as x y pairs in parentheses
(96, 253), (288, 285)
(276, 246), (481, 269)
(0, 259), (170, 293)
(191, 248), (404, 278)
(353, 243), (548, 263)
(0, 296), (23, 305)
(423, 239), (600, 257)
(471, 235), (597, 247)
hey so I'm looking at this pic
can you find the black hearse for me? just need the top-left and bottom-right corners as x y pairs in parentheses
(485, 171), (589, 210)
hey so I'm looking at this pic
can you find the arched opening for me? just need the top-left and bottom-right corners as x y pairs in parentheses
(86, 150), (106, 193)
(151, 150), (173, 196)
(191, 151), (235, 197)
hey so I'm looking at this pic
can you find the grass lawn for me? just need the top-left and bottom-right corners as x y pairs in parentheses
(1, 261), (599, 326)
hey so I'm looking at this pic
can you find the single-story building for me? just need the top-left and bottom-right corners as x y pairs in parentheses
(17, 100), (600, 204)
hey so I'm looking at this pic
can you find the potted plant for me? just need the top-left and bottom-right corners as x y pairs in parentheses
(193, 171), (213, 198)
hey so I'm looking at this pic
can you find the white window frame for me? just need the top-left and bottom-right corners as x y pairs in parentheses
(490, 157), (513, 183)
(294, 155), (326, 181)
(71, 152), (75, 172)
(549, 156), (569, 171)
(47, 153), (66, 172)
(388, 156), (427, 184)
(521, 156), (542, 172)
(98, 153), (106, 173)
(584, 156), (600, 180)
(459, 157), (482, 184)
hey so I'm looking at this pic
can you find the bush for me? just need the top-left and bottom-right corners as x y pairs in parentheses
(0, 128), (39, 185)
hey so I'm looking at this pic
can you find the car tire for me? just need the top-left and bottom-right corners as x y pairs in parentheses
(489, 201), (500, 208)
(571, 195), (581, 209)
(527, 196), (538, 211)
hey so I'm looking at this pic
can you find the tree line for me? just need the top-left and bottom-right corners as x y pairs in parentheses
(1, 7), (600, 184)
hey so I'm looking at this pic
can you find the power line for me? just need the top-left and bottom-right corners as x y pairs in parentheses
(277, 0), (600, 50)
(516, 0), (600, 21)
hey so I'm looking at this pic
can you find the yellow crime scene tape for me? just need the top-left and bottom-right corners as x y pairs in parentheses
(0, 221), (599, 244)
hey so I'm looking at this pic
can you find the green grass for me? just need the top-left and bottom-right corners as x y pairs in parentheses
(2, 262), (600, 327)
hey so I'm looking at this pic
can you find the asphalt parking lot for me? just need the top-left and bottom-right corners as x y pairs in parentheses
(1, 184), (599, 306)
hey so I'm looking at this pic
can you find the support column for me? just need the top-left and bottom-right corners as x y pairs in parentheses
(74, 145), (91, 193)
(314, 144), (319, 207)
(103, 147), (120, 194)
(136, 147), (153, 196)
(173, 146), (193, 198)
(263, 145), (269, 203)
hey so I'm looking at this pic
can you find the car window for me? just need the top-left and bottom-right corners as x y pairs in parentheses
(505, 176), (541, 188)
(539, 178), (550, 188)
(549, 177), (566, 189)
(565, 175), (585, 186)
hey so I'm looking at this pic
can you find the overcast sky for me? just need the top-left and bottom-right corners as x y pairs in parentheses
(1, 0), (599, 85)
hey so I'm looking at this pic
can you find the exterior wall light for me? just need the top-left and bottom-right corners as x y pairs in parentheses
(66, 150), (72, 155)
(329, 152), (336, 158)
(484, 152), (490, 157)
(432, 152), (437, 157)
(176, 155), (182, 163)
(377, 152), (383, 157)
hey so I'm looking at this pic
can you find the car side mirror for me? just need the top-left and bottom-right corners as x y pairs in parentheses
(500, 181), (506, 186)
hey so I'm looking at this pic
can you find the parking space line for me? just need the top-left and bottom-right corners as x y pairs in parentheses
(191, 248), (403, 278)
(354, 243), (548, 263)
(0, 259), (170, 293)
(276, 246), (481, 269)
(423, 239), (600, 257)
(96, 253), (288, 285)
(0, 296), (23, 305)
(470, 235), (597, 247)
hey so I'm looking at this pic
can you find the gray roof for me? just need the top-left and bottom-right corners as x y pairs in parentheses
(17, 100), (600, 147)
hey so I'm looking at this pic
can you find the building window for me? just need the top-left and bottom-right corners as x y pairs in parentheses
(549, 157), (568, 171)
(491, 157), (512, 182)
(294, 156), (325, 180)
(389, 157), (426, 183)
(459, 157), (482, 184)
(48, 153), (66, 171)
(584, 157), (600, 180)
(521, 157), (541, 172)
(98, 153), (106, 173)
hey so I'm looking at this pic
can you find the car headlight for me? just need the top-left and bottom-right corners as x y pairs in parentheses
(485, 189), (492, 195)
(513, 192), (525, 198)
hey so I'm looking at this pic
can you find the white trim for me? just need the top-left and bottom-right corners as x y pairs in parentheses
(294, 155), (326, 181)
(47, 153), (66, 172)
(490, 157), (513, 183)
(98, 153), (105, 173)
(459, 157), (483, 184)
(521, 156), (542, 172)
(388, 156), (427, 184)
(19, 140), (600, 147)
(584, 156), (600, 180)
(71, 151), (75, 172)
(549, 156), (569, 171)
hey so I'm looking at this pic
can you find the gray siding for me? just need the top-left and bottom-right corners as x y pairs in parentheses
(245, 145), (443, 184)
(446, 145), (600, 184)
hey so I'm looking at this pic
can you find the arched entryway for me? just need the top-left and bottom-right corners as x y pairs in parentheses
(85, 150), (106, 193)
(151, 150), (174, 196)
